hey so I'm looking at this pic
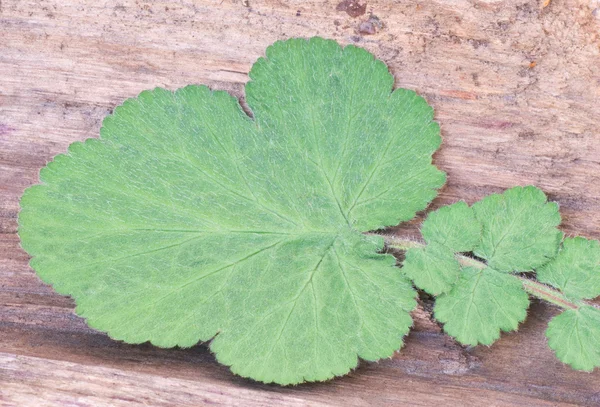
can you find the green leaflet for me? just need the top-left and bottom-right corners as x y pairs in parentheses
(421, 201), (480, 251)
(537, 237), (600, 370)
(546, 306), (600, 371)
(402, 186), (600, 371)
(18, 37), (445, 385)
(403, 187), (562, 345)
(472, 186), (563, 272)
(537, 237), (600, 300)
(434, 267), (529, 346)
(402, 242), (461, 296)
(402, 202), (479, 295)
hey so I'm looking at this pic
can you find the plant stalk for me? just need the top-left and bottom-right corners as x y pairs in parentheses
(379, 234), (581, 310)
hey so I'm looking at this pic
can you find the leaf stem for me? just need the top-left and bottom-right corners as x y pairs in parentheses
(518, 278), (579, 310)
(379, 234), (582, 310)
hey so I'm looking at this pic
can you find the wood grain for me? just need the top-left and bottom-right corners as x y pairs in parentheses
(1, 0), (600, 405)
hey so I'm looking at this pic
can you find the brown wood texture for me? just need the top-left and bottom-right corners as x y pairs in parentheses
(1, 0), (600, 405)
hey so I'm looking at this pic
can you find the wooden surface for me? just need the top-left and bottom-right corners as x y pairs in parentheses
(1, 0), (600, 405)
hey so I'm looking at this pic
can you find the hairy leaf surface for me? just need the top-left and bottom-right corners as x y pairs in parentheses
(536, 237), (600, 370)
(473, 186), (562, 272)
(434, 267), (530, 345)
(537, 237), (600, 300)
(421, 201), (480, 252)
(18, 37), (445, 384)
(402, 202), (479, 295)
(546, 306), (600, 371)
(402, 242), (460, 295)
(404, 187), (559, 346)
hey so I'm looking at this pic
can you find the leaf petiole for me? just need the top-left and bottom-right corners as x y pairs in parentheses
(518, 278), (580, 310)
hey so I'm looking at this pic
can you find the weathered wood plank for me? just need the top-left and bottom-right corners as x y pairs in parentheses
(1, 0), (600, 405)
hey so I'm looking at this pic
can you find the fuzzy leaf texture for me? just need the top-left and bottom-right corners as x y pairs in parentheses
(436, 186), (562, 345)
(537, 237), (600, 301)
(18, 37), (446, 385)
(546, 306), (600, 371)
(537, 237), (600, 370)
(403, 187), (563, 345)
(402, 201), (480, 295)
(421, 201), (480, 252)
(434, 266), (530, 346)
(472, 186), (563, 272)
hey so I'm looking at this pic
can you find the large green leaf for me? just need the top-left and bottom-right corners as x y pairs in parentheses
(18, 37), (445, 384)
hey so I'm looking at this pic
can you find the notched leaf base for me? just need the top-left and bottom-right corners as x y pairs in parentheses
(18, 37), (445, 384)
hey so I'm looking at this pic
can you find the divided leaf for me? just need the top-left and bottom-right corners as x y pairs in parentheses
(546, 306), (600, 371)
(434, 267), (530, 346)
(18, 37), (445, 385)
(472, 186), (563, 272)
(403, 187), (562, 346)
(405, 187), (600, 369)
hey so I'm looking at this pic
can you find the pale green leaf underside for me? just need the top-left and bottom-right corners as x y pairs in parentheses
(546, 306), (600, 371)
(473, 186), (562, 272)
(18, 38), (444, 384)
(403, 187), (560, 347)
(434, 267), (529, 346)
(402, 242), (460, 295)
(402, 202), (480, 295)
(537, 237), (600, 301)
(421, 201), (480, 252)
